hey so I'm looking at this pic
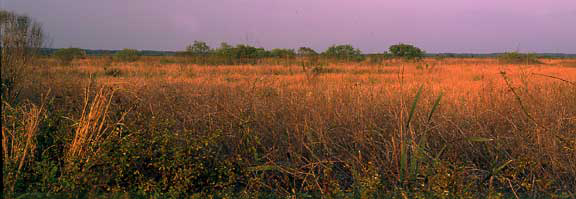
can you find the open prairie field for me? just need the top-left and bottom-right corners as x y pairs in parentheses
(6, 57), (575, 197)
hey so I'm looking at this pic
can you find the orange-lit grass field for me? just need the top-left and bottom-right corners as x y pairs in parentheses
(19, 57), (576, 196)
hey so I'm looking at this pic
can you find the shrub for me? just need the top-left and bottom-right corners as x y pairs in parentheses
(389, 43), (425, 61)
(298, 47), (318, 56)
(498, 52), (542, 65)
(115, 48), (140, 62)
(323, 44), (364, 61)
(186, 40), (211, 55)
(53, 48), (85, 66)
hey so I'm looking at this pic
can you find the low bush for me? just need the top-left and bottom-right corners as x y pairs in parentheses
(389, 43), (425, 61)
(53, 48), (85, 66)
(498, 52), (542, 64)
(115, 48), (141, 62)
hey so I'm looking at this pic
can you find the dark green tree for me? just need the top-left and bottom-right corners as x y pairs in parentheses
(233, 44), (265, 59)
(298, 47), (318, 56)
(186, 40), (211, 55)
(389, 43), (425, 61)
(323, 44), (363, 61)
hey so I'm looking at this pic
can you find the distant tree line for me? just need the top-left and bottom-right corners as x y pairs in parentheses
(175, 41), (430, 65)
(46, 41), (576, 66)
(53, 48), (142, 65)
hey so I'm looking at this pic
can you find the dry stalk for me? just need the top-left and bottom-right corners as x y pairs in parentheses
(66, 86), (114, 163)
(1, 100), (45, 192)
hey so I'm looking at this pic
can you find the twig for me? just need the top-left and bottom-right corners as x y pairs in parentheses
(531, 73), (576, 87)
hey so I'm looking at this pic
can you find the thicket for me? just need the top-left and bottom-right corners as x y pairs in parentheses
(174, 42), (371, 66)
(322, 44), (364, 62)
(53, 48), (85, 65)
(498, 52), (542, 65)
(173, 42), (432, 66)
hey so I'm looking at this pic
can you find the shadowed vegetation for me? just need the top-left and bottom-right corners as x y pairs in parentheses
(2, 11), (576, 198)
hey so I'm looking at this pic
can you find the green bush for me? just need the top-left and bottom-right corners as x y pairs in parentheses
(53, 48), (85, 66)
(298, 47), (318, 56)
(498, 52), (542, 64)
(323, 44), (364, 61)
(269, 48), (296, 58)
(389, 43), (425, 61)
(186, 40), (211, 55)
(115, 48), (140, 62)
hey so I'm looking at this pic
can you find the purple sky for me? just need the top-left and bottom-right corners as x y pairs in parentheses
(3, 0), (576, 53)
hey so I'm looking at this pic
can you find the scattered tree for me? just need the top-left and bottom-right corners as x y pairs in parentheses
(323, 44), (363, 61)
(298, 47), (318, 56)
(186, 40), (211, 55)
(389, 43), (425, 61)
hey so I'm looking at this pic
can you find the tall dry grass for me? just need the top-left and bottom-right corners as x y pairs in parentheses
(66, 86), (115, 163)
(12, 56), (576, 196)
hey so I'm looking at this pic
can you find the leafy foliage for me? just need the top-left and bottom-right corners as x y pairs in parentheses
(323, 44), (364, 61)
(498, 52), (542, 65)
(298, 47), (318, 56)
(186, 40), (211, 55)
(53, 48), (85, 66)
(389, 43), (425, 61)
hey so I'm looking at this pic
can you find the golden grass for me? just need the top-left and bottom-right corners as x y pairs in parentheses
(22, 57), (576, 194)
(66, 86), (114, 163)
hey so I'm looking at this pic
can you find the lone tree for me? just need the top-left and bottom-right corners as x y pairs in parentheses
(54, 48), (85, 65)
(298, 47), (318, 56)
(115, 48), (140, 62)
(389, 43), (425, 61)
(1, 10), (45, 102)
(186, 40), (211, 55)
(323, 44), (363, 61)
